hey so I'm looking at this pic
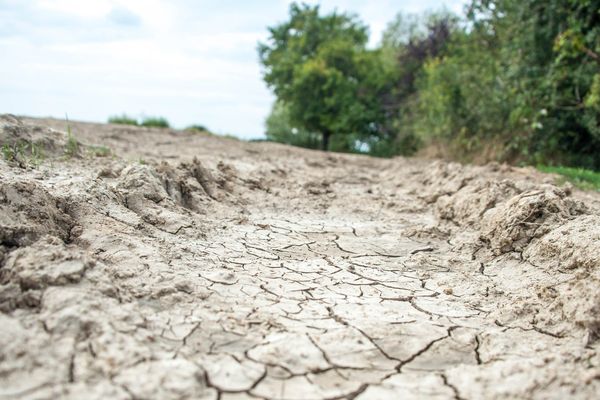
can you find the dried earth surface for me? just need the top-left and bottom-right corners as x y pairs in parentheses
(1, 114), (600, 399)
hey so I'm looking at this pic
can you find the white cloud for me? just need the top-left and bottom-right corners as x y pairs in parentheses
(0, 0), (468, 138)
(36, 0), (113, 18)
(107, 7), (142, 26)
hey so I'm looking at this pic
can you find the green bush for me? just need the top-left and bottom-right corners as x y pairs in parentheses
(108, 115), (170, 129)
(140, 117), (170, 128)
(108, 114), (139, 126)
(406, 0), (600, 169)
(258, 1), (600, 169)
(185, 124), (210, 133)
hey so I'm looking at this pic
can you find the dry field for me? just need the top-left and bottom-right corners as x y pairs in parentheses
(1, 114), (599, 399)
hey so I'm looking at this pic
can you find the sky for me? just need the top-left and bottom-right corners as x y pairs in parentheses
(0, 0), (468, 139)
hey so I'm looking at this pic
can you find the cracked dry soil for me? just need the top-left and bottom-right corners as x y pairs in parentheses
(1, 115), (600, 399)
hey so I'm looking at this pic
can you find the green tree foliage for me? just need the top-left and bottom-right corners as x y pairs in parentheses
(411, 0), (600, 167)
(265, 101), (321, 149)
(412, 28), (512, 153)
(258, 3), (389, 151)
(259, 1), (599, 169)
(379, 10), (457, 155)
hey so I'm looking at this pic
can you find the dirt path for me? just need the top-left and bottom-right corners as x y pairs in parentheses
(1, 115), (599, 399)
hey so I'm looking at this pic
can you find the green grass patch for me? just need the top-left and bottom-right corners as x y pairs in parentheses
(2, 141), (45, 167)
(537, 165), (600, 191)
(88, 145), (111, 157)
(108, 114), (139, 125)
(141, 116), (170, 128)
(2, 143), (16, 161)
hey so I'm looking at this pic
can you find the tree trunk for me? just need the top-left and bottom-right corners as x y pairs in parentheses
(322, 131), (331, 151)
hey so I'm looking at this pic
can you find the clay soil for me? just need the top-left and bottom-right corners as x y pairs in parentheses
(1, 115), (600, 399)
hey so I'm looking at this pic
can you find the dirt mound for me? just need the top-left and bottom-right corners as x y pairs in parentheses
(419, 160), (475, 203)
(524, 215), (600, 342)
(429, 172), (597, 341)
(0, 114), (78, 162)
(435, 179), (521, 226)
(480, 186), (586, 254)
(156, 157), (223, 205)
(525, 214), (600, 270)
(114, 158), (233, 233)
(0, 179), (73, 248)
(116, 163), (197, 233)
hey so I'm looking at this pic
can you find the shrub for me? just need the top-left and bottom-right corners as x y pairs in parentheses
(108, 114), (139, 126)
(185, 124), (209, 133)
(140, 116), (170, 128)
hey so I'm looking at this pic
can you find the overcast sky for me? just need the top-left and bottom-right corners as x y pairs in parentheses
(0, 0), (468, 138)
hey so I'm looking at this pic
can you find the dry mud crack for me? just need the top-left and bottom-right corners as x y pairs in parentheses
(1, 115), (600, 399)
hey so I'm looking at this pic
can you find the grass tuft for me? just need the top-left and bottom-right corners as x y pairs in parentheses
(29, 142), (44, 166)
(88, 145), (111, 157)
(2, 143), (15, 161)
(2, 141), (44, 167)
(64, 119), (79, 158)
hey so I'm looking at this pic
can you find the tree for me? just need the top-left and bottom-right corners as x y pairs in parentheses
(258, 3), (387, 151)
(406, 0), (600, 168)
(378, 10), (458, 155)
(265, 101), (321, 149)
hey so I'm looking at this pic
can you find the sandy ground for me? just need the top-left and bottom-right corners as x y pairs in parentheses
(1, 114), (600, 399)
